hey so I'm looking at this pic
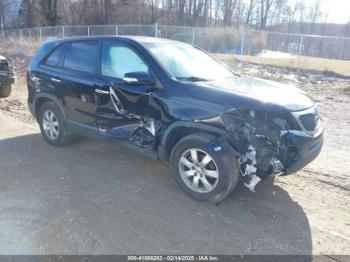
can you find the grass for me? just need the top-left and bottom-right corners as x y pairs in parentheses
(0, 37), (40, 59)
(215, 54), (350, 78)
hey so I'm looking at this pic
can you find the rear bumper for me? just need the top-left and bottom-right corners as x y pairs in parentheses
(284, 133), (323, 175)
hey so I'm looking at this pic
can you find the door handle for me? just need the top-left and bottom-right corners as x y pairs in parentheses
(123, 77), (138, 84)
(95, 89), (110, 95)
(51, 77), (61, 83)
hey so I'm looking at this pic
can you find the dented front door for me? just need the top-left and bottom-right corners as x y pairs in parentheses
(94, 40), (160, 139)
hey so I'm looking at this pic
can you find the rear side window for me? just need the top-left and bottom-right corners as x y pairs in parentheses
(63, 41), (98, 74)
(45, 44), (68, 67)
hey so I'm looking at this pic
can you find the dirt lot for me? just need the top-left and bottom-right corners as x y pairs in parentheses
(0, 43), (349, 255)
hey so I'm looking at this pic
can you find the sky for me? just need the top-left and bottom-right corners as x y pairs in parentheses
(292, 0), (350, 24)
(320, 0), (350, 24)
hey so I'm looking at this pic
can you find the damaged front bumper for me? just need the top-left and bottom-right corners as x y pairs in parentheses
(282, 129), (324, 175)
(242, 127), (324, 191)
(233, 105), (324, 191)
(238, 126), (324, 177)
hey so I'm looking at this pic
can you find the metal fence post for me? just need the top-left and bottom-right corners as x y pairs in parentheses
(115, 26), (118, 36)
(298, 35), (304, 56)
(39, 27), (42, 42)
(240, 31), (245, 55)
(20, 29), (23, 38)
(87, 26), (90, 36)
(62, 26), (65, 37)
(339, 38), (345, 60)
(192, 27), (196, 45)
(155, 23), (158, 38)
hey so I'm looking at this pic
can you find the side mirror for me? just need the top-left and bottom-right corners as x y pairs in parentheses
(123, 72), (156, 86)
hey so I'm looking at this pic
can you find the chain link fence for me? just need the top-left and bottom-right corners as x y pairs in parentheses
(1, 24), (349, 60)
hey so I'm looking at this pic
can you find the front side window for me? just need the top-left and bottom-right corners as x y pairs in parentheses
(63, 41), (98, 74)
(101, 42), (149, 79)
(145, 43), (235, 81)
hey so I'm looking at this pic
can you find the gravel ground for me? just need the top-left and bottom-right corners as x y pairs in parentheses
(0, 56), (349, 255)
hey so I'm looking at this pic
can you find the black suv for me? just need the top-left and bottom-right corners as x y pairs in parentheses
(27, 36), (324, 203)
(0, 55), (14, 98)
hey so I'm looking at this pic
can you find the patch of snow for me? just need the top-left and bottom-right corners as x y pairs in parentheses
(284, 74), (298, 81)
(0, 55), (6, 60)
(258, 50), (296, 59)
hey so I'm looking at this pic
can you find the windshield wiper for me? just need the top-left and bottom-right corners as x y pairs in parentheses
(176, 76), (211, 82)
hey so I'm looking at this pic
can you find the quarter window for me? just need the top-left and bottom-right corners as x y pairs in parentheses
(101, 42), (149, 79)
(63, 41), (98, 74)
(45, 43), (68, 67)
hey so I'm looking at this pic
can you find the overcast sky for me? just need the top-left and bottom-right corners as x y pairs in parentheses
(320, 0), (350, 24)
(292, 0), (350, 24)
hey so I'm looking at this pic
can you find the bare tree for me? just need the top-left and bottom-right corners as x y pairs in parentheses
(245, 0), (257, 25)
(39, 0), (58, 26)
(0, 0), (5, 31)
(223, 0), (238, 26)
(18, 0), (42, 27)
(260, 0), (275, 29)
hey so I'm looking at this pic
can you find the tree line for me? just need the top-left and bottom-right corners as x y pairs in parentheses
(0, 0), (349, 36)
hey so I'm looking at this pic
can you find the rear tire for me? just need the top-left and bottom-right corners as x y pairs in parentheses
(0, 84), (11, 98)
(170, 133), (239, 203)
(38, 101), (73, 146)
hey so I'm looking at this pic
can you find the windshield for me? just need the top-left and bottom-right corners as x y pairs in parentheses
(145, 43), (235, 82)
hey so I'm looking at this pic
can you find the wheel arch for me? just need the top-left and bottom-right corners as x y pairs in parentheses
(34, 93), (66, 120)
(158, 121), (240, 161)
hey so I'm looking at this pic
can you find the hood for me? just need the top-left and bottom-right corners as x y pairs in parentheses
(186, 75), (314, 111)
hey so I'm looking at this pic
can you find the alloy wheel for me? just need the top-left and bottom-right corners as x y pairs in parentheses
(42, 109), (60, 140)
(179, 148), (219, 193)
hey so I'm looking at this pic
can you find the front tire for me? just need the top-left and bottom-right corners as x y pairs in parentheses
(0, 84), (11, 98)
(38, 101), (73, 146)
(170, 134), (239, 203)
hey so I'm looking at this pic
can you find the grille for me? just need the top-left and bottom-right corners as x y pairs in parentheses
(299, 113), (318, 131)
